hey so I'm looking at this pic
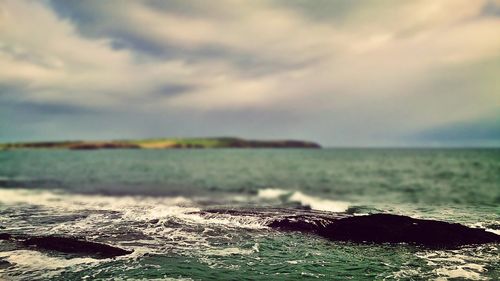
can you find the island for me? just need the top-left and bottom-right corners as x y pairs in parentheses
(0, 137), (321, 150)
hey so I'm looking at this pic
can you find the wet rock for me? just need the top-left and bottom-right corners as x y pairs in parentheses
(0, 259), (12, 269)
(270, 213), (500, 249)
(23, 236), (133, 259)
(200, 208), (500, 249)
(148, 218), (160, 225)
(0, 232), (132, 259)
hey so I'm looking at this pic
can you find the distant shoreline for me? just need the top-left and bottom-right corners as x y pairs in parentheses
(0, 137), (321, 150)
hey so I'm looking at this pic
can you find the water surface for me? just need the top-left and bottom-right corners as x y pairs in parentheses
(0, 149), (499, 280)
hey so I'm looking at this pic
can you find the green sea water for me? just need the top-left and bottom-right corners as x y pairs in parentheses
(0, 149), (499, 280)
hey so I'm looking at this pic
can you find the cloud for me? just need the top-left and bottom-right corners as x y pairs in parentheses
(414, 112), (500, 146)
(481, 0), (500, 17)
(1, 0), (499, 145)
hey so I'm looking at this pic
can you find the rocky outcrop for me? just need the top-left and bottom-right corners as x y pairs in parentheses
(200, 208), (500, 249)
(0, 233), (132, 259)
(0, 259), (12, 269)
(269, 213), (500, 249)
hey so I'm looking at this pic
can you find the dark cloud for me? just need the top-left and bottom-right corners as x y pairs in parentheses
(1, 0), (498, 146)
(0, 45), (60, 69)
(271, 0), (361, 23)
(481, 0), (500, 17)
(0, 104), (307, 143)
(153, 84), (195, 97)
(414, 114), (500, 145)
(47, 0), (313, 77)
(6, 101), (97, 115)
(0, 84), (23, 98)
(0, 82), (97, 115)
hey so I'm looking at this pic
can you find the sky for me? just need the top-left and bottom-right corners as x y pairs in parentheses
(1, 0), (499, 146)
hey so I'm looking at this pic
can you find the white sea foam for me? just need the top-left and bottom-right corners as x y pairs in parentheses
(0, 250), (100, 279)
(257, 188), (291, 199)
(117, 278), (194, 281)
(0, 189), (271, 281)
(415, 249), (494, 281)
(288, 191), (349, 212)
(471, 222), (500, 236)
(204, 244), (259, 257)
(0, 189), (260, 229)
(0, 188), (270, 266)
(389, 249), (493, 281)
(0, 188), (194, 213)
(434, 266), (485, 280)
(0, 250), (98, 269)
(257, 188), (350, 212)
(0, 188), (270, 235)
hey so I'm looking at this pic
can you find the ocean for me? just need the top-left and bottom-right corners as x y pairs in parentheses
(0, 148), (499, 280)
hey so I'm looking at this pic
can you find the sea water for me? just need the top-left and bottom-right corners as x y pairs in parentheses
(0, 148), (499, 280)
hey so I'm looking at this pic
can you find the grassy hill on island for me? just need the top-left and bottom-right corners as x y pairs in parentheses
(0, 137), (321, 150)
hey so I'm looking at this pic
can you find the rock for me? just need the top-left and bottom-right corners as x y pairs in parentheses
(23, 236), (133, 259)
(270, 213), (500, 249)
(323, 214), (499, 248)
(0, 259), (12, 269)
(148, 218), (160, 224)
(200, 208), (500, 249)
(0, 232), (132, 259)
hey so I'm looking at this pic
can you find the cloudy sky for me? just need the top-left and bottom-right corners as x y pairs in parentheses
(1, 0), (499, 146)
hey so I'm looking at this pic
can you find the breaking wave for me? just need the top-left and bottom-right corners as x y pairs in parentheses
(257, 188), (350, 212)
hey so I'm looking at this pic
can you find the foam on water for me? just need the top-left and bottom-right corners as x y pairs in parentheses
(288, 191), (349, 212)
(0, 250), (100, 279)
(116, 279), (194, 281)
(257, 188), (290, 199)
(204, 244), (259, 257)
(0, 188), (194, 212)
(0, 148), (498, 280)
(0, 189), (266, 230)
(257, 188), (350, 212)
(0, 250), (99, 269)
(0, 188), (276, 280)
(0, 188), (267, 257)
(0, 187), (497, 280)
(415, 246), (498, 281)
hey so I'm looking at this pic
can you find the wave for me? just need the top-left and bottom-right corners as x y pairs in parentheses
(256, 188), (290, 199)
(288, 191), (349, 212)
(0, 189), (267, 252)
(257, 188), (350, 212)
(0, 250), (99, 280)
(0, 188), (195, 214)
(413, 247), (498, 281)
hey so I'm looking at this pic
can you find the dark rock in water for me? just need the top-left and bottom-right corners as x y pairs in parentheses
(0, 232), (132, 259)
(148, 218), (160, 225)
(0, 259), (12, 269)
(23, 236), (133, 259)
(334, 214), (499, 248)
(270, 213), (500, 249)
(200, 209), (500, 249)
